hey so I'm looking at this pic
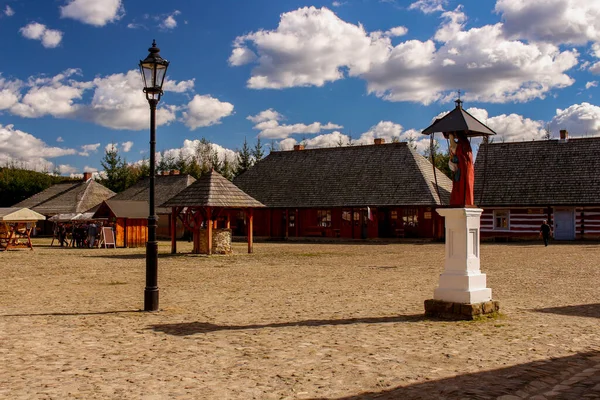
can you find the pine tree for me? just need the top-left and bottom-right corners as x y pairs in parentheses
(252, 137), (265, 163)
(100, 144), (131, 192)
(235, 137), (253, 176)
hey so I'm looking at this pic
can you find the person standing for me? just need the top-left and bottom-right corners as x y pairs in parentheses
(540, 219), (552, 246)
(87, 222), (98, 248)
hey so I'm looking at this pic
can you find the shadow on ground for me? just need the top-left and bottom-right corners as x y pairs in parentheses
(535, 303), (600, 319)
(149, 314), (425, 335)
(311, 351), (600, 400)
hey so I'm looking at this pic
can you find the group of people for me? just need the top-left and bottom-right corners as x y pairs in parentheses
(57, 221), (104, 248)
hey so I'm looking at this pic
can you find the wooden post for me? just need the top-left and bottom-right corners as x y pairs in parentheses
(206, 206), (212, 255)
(226, 215), (231, 229)
(170, 207), (177, 254)
(247, 208), (254, 254)
(285, 209), (289, 239)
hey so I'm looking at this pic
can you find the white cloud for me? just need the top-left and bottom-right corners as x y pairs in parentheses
(160, 10), (180, 30)
(231, 6), (578, 105)
(496, 0), (600, 45)
(85, 70), (177, 130)
(248, 108), (343, 139)
(0, 124), (77, 171)
(278, 138), (298, 150)
(305, 131), (350, 148)
(83, 166), (98, 173)
(121, 141), (133, 152)
(181, 95), (234, 130)
(79, 143), (100, 156)
(592, 43), (600, 58)
(58, 164), (77, 174)
(163, 78), (194, 93)
(4, 5), (14, 16)
(0, 76), (22, 110)
(19, 22), (63, 48)
(385, 26), (408, 37)
(160, 139), (238, 165)
(550, 102), (600, 136)
(56, 136), (64, 142)
(60, 0), (124, 27)
(332, 1), (346, 7)
(464, 107), (546, 142)
(590, 62), (600, 75)
(409, 0), (446, 14)
(10, 69), (84, 118)
(364, 7), (578, 104)
(230, 7), (390, 89)
(0, 69), (197, 131)
(585, 81), (598, 89)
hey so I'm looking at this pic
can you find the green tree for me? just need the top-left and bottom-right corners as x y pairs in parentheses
(0, 166), (74, 207)
(99, 144), (132, 193)
(423, 139), (451, 179)
(252, 137), (265, 163)
(235, 137), (253, 176)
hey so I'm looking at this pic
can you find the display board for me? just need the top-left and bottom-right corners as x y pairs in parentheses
(102, 227), (116, 248)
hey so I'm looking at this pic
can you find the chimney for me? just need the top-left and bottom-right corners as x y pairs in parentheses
(293, 144), (305, 151)
(170, 169), (180, 175)
(559, 129), (569, 142)
(374, 138), (385, 145)
(83, 172), (93, 181)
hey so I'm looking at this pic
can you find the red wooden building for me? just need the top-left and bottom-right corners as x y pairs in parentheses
(474, 131), (600, 240)
(233, 140), (452, 240)
(92, 200), (148, 248)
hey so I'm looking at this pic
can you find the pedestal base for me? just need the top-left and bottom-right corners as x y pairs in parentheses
(424, 299), (500, 320)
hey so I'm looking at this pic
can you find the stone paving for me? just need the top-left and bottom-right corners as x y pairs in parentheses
(1, 239), (599, 399)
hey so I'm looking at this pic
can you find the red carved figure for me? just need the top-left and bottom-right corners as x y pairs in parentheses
(448, 132), (475, 207)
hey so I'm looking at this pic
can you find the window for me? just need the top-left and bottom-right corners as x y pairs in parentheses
(391, 210), (398, 220)
(342, 211), (351, 222)
(289, 213), (295, 228)
(403, 208), (419, 227)
(317, 210), (332, 227)
(494, 210), (509, 230)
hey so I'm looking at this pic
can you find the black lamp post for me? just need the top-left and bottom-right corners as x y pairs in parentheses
(139, 40), (169, 311)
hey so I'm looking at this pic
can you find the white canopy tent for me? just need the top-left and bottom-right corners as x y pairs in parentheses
(0, 208), (46, 251)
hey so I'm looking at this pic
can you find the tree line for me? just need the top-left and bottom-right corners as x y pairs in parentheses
(99, 137), (266, 193)
(0, 165), (78, 207)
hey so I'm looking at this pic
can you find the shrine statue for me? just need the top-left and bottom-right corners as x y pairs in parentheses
(447, 131), (475, 207)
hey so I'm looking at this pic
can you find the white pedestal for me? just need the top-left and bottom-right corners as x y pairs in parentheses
(434, 208), (492, 304)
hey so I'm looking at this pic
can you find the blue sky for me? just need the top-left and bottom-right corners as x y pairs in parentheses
(0, 0), (599, 175)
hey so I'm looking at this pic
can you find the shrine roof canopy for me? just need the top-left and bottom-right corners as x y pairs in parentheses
(0, 207), (46, 222)
(422, 100), (496, 137)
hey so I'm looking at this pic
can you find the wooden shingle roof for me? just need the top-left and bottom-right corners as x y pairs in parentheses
(474, 137), (600, 206)
(13, 180), (115, 215)
(233, 142), (452, 208)
(162, 170), (264, 208)
(110, 174), (196, 214)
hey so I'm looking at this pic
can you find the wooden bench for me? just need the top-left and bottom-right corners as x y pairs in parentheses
(305, 226), (326, 237)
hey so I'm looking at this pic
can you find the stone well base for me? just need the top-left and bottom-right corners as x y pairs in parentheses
(424, 299), (500, 320)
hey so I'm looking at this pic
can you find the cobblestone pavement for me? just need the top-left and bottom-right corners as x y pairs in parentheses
(317, 352), (600, 399)
(1, 240), (599, 399)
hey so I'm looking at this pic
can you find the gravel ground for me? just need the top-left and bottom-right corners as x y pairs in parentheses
(1, 239), (599, 399)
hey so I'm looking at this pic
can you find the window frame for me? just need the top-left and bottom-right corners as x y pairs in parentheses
(493, 210), (510, 231)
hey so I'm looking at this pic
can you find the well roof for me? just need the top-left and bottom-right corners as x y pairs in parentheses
(13, 180), (115, 215)
(162, 169), (264, 208)
(233, 142), (452, 208)
(474, 137), (600, 206)
(110, 174), (196, 214)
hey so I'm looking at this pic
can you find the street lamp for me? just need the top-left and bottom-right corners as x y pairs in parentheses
(139, 40), (169, 311)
